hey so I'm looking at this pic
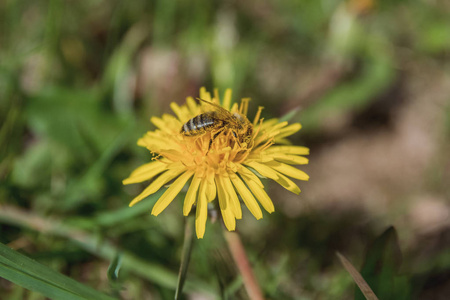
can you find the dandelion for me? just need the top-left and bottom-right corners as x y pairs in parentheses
(123, 88), (309, 238)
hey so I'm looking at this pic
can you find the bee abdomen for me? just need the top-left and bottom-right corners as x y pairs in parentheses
(181, 113), (218, 135)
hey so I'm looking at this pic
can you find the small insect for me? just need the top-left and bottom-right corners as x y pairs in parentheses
(180, 98), (253, 146)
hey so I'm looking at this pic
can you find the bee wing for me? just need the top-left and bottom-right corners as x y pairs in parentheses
(196, 98), (234, 120)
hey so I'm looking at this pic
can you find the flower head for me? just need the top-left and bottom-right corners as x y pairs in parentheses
(123, 88), (309, 238)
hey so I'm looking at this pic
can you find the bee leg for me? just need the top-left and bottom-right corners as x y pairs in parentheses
(208, 128), (225, 152)
(208, 140), (213, 152)
(231, 131), (242, 147)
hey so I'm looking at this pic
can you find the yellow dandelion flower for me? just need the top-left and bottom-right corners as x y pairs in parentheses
(123, 88), (309, 238)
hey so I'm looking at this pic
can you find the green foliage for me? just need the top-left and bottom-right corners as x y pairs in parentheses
(1, 0), (449, 299)
(300, 53), (395, 132)
(0, 242), (115, 300)
(356, 227), (411, 300)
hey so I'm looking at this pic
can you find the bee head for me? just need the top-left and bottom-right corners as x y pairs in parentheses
(228, 112), (254, 147)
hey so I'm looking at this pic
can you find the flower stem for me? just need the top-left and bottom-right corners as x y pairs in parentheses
(223, 230), (265, 300)
(175, 216), (195, 300)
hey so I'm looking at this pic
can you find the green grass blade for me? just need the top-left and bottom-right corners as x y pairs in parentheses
(357, 227), (411, 300)
(0, 242), (116, 300)
(336, 252), (378, 300)
(107, 253), (122, 282)
(279, 106), (301, 123)
(0, 205), (215, 296)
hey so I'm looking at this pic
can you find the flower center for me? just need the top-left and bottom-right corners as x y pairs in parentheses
(178, 129), (253, 172)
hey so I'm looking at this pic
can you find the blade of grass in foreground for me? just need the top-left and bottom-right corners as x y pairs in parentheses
(0, 242), (116, 300)
(0, 204), (214, 296)
(337, 252), (379, 300)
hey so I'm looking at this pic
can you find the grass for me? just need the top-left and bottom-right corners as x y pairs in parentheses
(1, 0), (450, 299)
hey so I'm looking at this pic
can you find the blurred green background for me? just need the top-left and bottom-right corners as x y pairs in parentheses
(1, 0), (449, 299)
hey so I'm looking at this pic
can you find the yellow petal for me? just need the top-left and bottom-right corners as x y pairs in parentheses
(186, 96), (200, 115)
(240, 174), (274, 213)
(273, 137), (291, 145)
(222, 89), (232, 111)
(244, 161), (279, 180)
(205, 171), (217, 202)
(195, 181), (208, 239)
(137, 134), (153, 147)
(267, 161), (309, 181)
(183, 175), (202, 216)
(150, 115), (180, 134)
(151, 170), (194, 216)
(274, 123), (302, 139)
(151, 117), (171, 132)
(260, 118), (279, 129)
(238, 166), (264, 188)
(170, 102), (185, 121)
(222, 205), (236, 231)
(221, 174), (242, 219)
(129, 167), (186, 207)
(158, 149), (186, 163)
(230, 173), (262, 220)
(123, 160), (167, 185)
(253, 122), (286, 145)
(170, 102), (191, 123)
(269, 121), (289, 131)
(216, 175), (236, 231)
(273, 171), (301, 195)
(267, 153), (309, 165)
(216, 176), (227, 210)
(137, 132), (172, 149)
(230, 103), (239, 113)
(199, 87), (212, 101)
(264, 146), (310, 156)
(162, 113), (180, 123)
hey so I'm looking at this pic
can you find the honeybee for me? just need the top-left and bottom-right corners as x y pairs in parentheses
(180, 98), (253, 146)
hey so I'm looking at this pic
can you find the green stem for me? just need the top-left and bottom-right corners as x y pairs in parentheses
(175, 216), (195, 300)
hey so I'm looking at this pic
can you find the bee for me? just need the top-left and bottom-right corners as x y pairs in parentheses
(180, 98), (253, 146)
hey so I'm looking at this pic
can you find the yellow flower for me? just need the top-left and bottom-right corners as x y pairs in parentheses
(123, 88), (309, 238)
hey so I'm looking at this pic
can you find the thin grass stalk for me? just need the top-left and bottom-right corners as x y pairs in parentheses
(175, 216), (195, 299)
(223, 229), (264, 300)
